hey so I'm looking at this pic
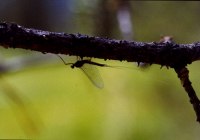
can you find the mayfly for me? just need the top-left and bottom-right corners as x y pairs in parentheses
(58, 55), (111, 89)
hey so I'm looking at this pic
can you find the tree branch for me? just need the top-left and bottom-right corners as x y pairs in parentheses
(0, 22), (200, 68)
(174, 67), (200, 122)
(1, 22), (200, 123)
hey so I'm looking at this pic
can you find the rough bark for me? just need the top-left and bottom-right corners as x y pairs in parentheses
(0, 22), (200, 68)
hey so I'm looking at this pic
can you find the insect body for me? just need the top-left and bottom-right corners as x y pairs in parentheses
(71, 60), (107, 68)
(71, 60), (108, 89)
(57, 55), (131, 88)
(58, 55), (107, 88)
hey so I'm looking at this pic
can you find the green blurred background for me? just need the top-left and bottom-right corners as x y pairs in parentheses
(0, 0), (200, 139)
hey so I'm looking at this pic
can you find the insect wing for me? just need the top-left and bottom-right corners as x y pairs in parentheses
(80, 63), (104, 89)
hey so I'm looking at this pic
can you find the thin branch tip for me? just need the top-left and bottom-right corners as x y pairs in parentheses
(174, 67), (200, 122)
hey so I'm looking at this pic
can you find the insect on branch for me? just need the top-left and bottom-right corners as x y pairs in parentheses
(1, 22), (200, 122)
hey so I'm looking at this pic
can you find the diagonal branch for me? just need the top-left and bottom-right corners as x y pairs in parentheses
(174, 67), (200, 122)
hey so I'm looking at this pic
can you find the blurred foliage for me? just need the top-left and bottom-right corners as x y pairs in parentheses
(0, 0), (200, 139)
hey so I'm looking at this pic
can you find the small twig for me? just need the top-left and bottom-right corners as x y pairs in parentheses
(174, 67), (200, 122)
